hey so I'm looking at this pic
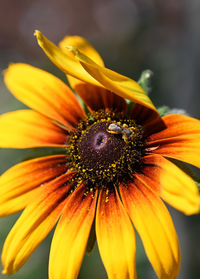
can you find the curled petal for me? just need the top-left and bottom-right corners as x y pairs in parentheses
(59, 36), (127, 112)
(68, 46), (156, 111)
(35, 30), (100, 87)
(35, 30), (156, 111)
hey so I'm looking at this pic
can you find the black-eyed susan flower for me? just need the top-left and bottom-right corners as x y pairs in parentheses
(0, 31), (199, 279)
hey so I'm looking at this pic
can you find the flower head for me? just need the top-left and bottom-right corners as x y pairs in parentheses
(0, 31), (199, 279)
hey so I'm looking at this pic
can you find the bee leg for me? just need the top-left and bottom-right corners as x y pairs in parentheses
(122, 134), (129, 144)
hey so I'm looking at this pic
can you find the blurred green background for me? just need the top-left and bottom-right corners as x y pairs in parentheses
(0, 0), (199, 278)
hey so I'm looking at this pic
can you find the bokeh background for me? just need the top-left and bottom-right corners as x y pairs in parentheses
(0, 0), (199, 278)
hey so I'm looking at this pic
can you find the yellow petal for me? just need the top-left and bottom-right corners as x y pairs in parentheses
(4, 63), (85, 129)
(96, 187), (137, 279)
(0, 110), (67, 148)
(138, 155), (200, 215)
(120, 180), (180, 279)
(2, 172), (74, 274)
(0, 155), (68, 216)
(49, 184), (97, 279)
(68, 46), (156, 111)
(34, 30), (100, 87)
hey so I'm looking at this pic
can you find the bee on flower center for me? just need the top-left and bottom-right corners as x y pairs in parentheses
(107, 122), (135, 144)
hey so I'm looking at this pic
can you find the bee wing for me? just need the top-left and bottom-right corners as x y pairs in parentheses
(108, 123), (123, 133)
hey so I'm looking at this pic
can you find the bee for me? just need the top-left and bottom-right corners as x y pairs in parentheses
(107, 123), (134, 144)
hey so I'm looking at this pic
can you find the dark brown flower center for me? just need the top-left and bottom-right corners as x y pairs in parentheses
(78, 121), (126, 169)
(67, 110), (144, 185)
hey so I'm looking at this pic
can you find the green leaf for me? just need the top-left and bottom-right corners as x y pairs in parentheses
(138, 69), (153, 95)
(157, 106), (188, 117)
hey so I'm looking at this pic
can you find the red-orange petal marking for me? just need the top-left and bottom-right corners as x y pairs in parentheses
(2, 171), (75, 274)
(71, 83), (127, 113)
(49, 184), (97, 279)
(0, 110), (68, 148)
(96, 187), (137, 279)
(120, 180), (180, 279)
(131, 103), (163, 136)
(4, 63), (85, 129)
(0, 155), (68, 217)
(147, 114), (200, 168)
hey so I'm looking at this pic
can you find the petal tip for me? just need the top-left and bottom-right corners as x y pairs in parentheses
(66, 46), (88, 63)
(34, 29), (40, 38)
(34, 30), (44, 48)
(66, 45), (78, 56)
(191, 196), (200, 215)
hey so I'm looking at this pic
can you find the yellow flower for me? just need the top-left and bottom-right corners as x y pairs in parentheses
(0, 31), (199, 279)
